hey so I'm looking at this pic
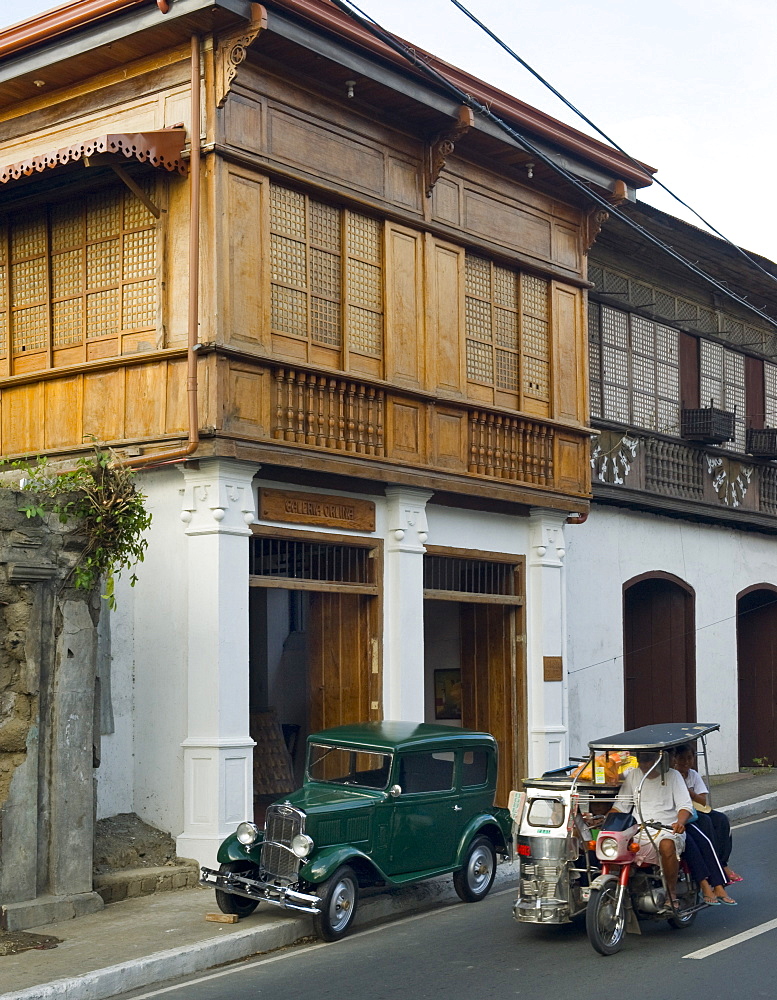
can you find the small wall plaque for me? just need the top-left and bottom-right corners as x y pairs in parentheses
(259, 488), (376, 532)
(543, 656), (563, 682)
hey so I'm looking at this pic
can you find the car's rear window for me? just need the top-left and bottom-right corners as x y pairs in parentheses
(307, 744), (392, 789)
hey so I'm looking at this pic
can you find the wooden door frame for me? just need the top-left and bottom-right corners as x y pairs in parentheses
(423, 544), (526, 803)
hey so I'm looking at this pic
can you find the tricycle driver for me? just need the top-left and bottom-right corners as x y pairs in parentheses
(610, 750), (694, 909)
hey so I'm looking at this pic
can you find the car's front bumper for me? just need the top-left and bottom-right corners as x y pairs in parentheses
(200, 866), (322, 914)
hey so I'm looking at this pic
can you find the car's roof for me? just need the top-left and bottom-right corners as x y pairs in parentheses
(589, 722), (719, 751)
(307, 721), (497, 752)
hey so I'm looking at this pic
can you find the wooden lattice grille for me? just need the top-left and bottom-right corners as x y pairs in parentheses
(464, 252), (549, 403)
(269, 183), (384, 358)
(700, 339), (745, 450)
(0, 180), (157, 370)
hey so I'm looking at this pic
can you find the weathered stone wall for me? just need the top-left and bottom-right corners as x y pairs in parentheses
(0, 489), (103, 930)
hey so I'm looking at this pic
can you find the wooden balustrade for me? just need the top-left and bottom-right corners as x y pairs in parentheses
(272, 368), (385, 456)
(467, 410), (553, 484)
(644, 438), (703, 499)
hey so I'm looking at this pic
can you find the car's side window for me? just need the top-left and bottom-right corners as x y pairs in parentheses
(398, 751), (455, 793)
(461, 749), (489, 787)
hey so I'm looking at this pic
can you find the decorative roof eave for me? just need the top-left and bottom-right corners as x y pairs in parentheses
(0, 129), (188, 185)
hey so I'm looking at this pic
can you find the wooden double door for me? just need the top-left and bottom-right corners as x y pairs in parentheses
(737, 588), (777, 767)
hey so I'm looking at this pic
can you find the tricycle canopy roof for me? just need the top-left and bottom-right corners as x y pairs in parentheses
(588, 722), (720, 752)
(307, 721), (497, 754)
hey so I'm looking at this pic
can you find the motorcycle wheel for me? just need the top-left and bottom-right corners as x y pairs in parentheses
(214, 861), (260, 918)
(586, 883), (626, 956)
(312, 865), (359, 942)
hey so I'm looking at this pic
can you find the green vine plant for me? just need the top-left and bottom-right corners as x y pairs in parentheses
(3, 446), (152, 610)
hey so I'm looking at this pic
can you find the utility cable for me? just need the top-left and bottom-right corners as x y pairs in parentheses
(448, 0), (777, 289)
(328, 0), (777, 331)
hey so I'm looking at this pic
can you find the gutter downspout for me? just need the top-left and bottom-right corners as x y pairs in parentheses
(125, 33), (201, 470)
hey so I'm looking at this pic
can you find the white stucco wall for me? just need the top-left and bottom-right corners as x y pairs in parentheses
(564, 504), (777, 773)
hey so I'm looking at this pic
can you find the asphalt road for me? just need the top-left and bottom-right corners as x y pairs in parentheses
(118, 813), (777, 1000)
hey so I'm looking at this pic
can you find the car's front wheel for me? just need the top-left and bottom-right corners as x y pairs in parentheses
(214, 861), (260, 918)
(312, 865), (359, 941)
(453, 835), (496, 902)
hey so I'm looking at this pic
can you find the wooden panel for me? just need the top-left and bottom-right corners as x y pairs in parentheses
(87, 339), (119, 361)
(164, 358), (189, 434)
(83, 369), (124, 442)
(385, 225), (423, 387)
(125, 364), (165, 439)
(224, 94), (264, 154)
(388, 399), (422, 461)
(44, 377), (81, 450)
(122, 332), (156, 355)
(679, 332), (699, 409)
(267, 108), (384, 195)
(552, 283), (583, 423)
(552, 222), (580, 271)
(432, 408), (467, 471)
(227, 368), (265, 434)
(2, 384), (43, 455)
(259, 488), (375, 531)
(464, 190), (551, 259)
(426, 237), (464, 396)
(387, 156), (421, 211)
(11, 353), (46, 375)
(431, 178), (461, 226)
(226, 170), (264, 346)
(308, 592), (373, 733)
(745, 355), (764, 430)
(543, 656), (563, 682)
(555, 434), (587, 494)
(53, 346), (85, 367)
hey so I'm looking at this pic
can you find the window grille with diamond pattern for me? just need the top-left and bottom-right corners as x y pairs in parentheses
(700, 339), (745, 450)
(0, 180), (157, 371)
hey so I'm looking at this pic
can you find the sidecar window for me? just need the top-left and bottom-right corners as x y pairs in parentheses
(527, 798), (565, 828)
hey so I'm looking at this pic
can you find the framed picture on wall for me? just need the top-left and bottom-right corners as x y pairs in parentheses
(434, 669), (462, 720)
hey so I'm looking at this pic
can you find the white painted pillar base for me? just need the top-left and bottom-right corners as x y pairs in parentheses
(526, 508), (569, 777)
(384, 487), (433, 722)
(176, 459), (258, 869)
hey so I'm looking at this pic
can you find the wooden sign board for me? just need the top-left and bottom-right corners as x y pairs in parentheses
(259, 488), (375, 532)
(543, 656), (563, 682)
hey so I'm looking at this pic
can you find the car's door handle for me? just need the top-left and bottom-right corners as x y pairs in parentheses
(453, 805), (462, 811)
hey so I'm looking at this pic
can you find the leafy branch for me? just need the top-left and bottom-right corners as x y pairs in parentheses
(5, 447), (152, 610)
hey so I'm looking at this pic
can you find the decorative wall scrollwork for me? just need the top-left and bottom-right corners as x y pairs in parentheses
(215, 5), (268, 108)
(591, 434), (639, 485)
(706, 456), (753, 507)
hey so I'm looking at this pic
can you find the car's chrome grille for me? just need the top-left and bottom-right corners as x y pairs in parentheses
(261, 804), (305, 881)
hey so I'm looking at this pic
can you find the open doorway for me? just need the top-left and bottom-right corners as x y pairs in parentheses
(737, 586), (777, 767)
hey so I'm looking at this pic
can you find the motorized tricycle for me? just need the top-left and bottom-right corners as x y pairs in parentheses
(512, 722), (721, 955)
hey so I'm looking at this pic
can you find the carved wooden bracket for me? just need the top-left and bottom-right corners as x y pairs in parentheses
(425, 105), (475, 198)
(215, 3), (267, 109)
(583, 206), (610, 251)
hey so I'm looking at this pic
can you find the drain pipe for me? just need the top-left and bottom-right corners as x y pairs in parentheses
(566, 511), (589, 525)
(125, 33), (201, 470)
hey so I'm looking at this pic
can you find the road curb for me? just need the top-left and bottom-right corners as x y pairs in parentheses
(719, 791), (777, 822)
(4, 863), (518, 1000)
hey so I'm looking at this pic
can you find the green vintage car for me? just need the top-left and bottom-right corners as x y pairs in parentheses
(200, 721), (513, 940)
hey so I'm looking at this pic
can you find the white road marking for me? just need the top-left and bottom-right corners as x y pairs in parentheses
(125, 887), (515, 999)
(684, 917), (777, 960)
(731, 812), (777, 830)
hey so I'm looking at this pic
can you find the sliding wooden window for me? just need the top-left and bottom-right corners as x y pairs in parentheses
(0, 179), (158, 376)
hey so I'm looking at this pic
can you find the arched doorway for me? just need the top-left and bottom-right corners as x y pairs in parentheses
(737, 586), (777, 767)
(623, 574), (696, 729)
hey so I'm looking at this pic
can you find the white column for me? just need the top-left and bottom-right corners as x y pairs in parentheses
(526, 508), (569, 776)
(176, 459), (258, 868)
(384, 487), (433, 721)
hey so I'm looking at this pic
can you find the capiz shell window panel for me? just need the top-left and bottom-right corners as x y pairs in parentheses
(0, 180), (158, 373)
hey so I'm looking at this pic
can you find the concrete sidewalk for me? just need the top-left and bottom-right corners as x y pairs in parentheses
(4, 770), (776, 1000)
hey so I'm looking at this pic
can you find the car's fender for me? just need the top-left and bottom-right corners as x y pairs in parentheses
(216, 831), (264, 865)
(299, 845), (381, 885)
(455, 813), (509, 864)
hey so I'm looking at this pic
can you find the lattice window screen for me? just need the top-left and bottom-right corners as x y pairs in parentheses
(269, 183), (383, 358)
(592, 305), (679, 432)
(699, 339), (745, 450)
(2, 179), (157, 365)
(765, 362), (777, 428)
(465, 252), (548, 400)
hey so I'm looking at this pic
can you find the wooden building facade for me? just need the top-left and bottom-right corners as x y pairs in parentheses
(0, 0), (647, 872)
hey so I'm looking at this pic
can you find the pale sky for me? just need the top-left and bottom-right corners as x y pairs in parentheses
(3, 0), (776, 260)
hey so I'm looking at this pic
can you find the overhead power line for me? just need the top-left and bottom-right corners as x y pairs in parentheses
(448, 0), (777, 289)
(328, 0), (777, 332)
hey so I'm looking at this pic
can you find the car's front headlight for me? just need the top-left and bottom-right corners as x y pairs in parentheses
(236, 821), (260, 845)
(291, 833), (314, 858)
(599, 836), (619, 859)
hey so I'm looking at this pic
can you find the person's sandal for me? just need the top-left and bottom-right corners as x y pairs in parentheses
(703, 895), (720, 906)
(718, 895), (737, 905)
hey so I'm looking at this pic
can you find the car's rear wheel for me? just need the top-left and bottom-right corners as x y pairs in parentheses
(312, 865), (359, 941)
(453, 835), (496, 902)
(214, 861), (260, 918)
